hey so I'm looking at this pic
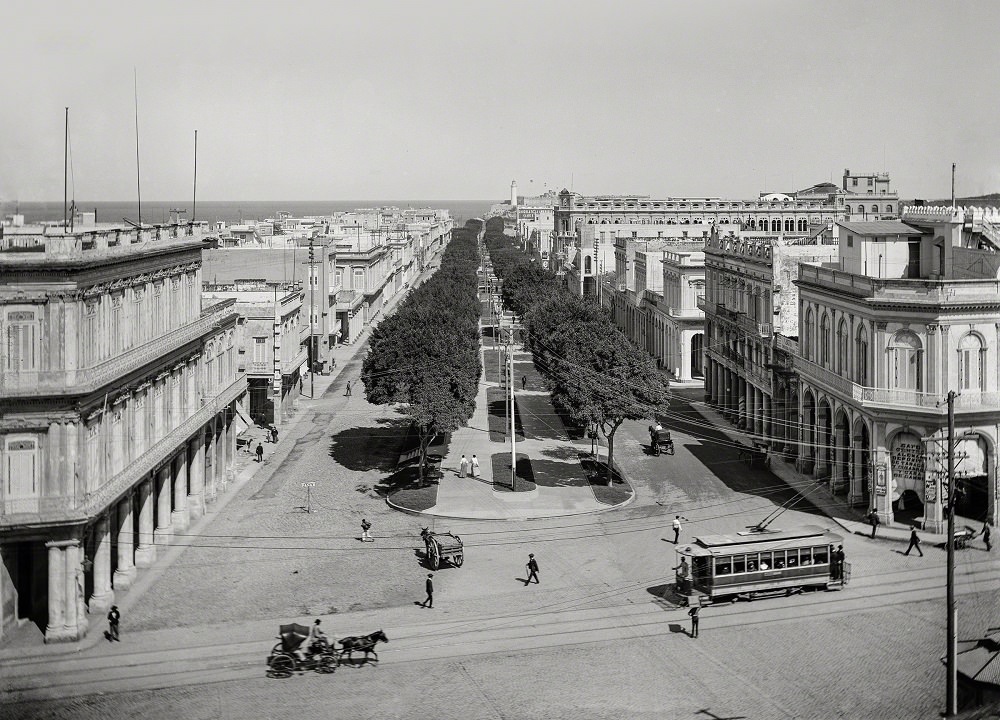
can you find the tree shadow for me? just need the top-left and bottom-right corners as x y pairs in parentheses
(487, 387), (526, 442)
(526, 457), (588, 488)
(491, 452), (537, 492)
(328, 417), (411, 472)
(653, 401), (825, 518)
(538, 444), (581, 461)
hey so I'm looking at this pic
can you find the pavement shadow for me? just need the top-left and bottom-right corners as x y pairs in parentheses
(487, 388), (526, 442)
(655, 401), (824, 517)
(538, 444), (580, 461)
(491, 452), (537, 491)
(328, 417), (410, 472)
(528, 458), (588, 488)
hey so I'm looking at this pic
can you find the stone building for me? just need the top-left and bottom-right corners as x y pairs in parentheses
(701, 227), (838, 443)
(0, 221), (245, 644)
(794, 208), (1000, 530)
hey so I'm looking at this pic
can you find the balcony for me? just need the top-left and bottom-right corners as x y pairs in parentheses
(1, 373), (246, 527)
(794, 355), (1000, 412)
(0, 302), (238, 398)
(797, 264), (1000, 304)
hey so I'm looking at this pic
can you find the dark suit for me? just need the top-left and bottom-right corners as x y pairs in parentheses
(423, 577), (434, 607)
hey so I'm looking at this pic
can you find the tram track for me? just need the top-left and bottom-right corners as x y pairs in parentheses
(3, 561), (997, 704)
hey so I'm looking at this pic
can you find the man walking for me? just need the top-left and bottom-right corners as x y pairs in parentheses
(107, 605), (120, 642)
(983, 522), (992, 552)
(904, 527), (924, 557)
(688, 605), (700, 638)
(421, 573), (434, 608)
(271, 426), (279, 444)
(521, 375), (527, 390)
(525, 553), (539, 585)
(869, 511), (880, 539)
(361, 518), (372, 543)
(833, 545), (845, 581)
(673, 515), (687, 544)
(345, 380), (352, 397)
(255, 442), (264, 463)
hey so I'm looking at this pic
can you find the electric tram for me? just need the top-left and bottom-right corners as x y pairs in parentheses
(674, 524), (848, 604)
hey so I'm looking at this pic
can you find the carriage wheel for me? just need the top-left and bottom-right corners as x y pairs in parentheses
(428, 543), (440, 570)
(268, 654), (294, 678)
(453, 552), (464, 567)
(316, 654), (337, 674)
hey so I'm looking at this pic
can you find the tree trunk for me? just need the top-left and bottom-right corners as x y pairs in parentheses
(604, 418), (623, 485)
(417, 426), (435, 482)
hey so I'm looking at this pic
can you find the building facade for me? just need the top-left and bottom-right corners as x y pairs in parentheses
(794, 210), (1000, 530)
(0, 221), (245, 644)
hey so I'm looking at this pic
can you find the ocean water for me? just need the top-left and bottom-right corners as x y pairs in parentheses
(7, 200), (496, 226)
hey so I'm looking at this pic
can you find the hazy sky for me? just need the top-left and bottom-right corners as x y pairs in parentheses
(3, 0), (999, 202)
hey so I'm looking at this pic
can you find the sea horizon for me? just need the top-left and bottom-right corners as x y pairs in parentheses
(4, 199), (500, 225)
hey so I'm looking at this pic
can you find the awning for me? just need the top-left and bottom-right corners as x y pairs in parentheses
(233, 402), (253, 435)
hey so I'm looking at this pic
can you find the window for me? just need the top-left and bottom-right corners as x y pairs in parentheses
(84, 301), (98, 365)
(906, 241), (921, 279)
(786, 550), (799, 567)
(732, 555), (746, 573)
(252, 337), (266, 364)
(958, 334), (985, 391)
(133, 288), (145, 346)
(3, 436), (39, 513)
(855, 326), (869, 384)
(837, 319), (849, 373)
(353, 269), (365, 290)
(852, 178), (858, 187)
(846, 235), (853, 248)
(110, 294), (123, 352)
(715, 557), (732, 575)
(5, 309), (40, 372)
(886, 204), (894, 214)
(803, 309), (814, 360)
(891, 331), (923, 391)
(820, 313), (831, 365)
(813, 546), (829, 564)
(152, 282), (163, 333)
(867, 178), (873, 186)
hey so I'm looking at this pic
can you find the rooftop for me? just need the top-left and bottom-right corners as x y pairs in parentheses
(836, 220), (922, 236)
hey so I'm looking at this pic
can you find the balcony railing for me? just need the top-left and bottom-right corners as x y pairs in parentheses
(0, 302), (238, 397)
(1, 374), (247, 526)
(794, 355), (1000, 411)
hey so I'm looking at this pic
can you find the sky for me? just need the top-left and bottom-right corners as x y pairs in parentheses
(3, 0), (1000, 202)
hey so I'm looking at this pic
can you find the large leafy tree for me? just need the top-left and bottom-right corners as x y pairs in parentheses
(362, 222), (482, 480)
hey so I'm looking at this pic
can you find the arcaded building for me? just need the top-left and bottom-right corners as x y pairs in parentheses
(0, 220), (246, 643)
(794, 207), (1000, 530)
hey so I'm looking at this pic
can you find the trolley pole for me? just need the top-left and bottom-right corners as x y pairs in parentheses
(945, 389), (957, 716)
(308, 239), (316, 399)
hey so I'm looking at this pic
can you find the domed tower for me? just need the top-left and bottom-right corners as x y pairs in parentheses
(510, 180), (518, 208)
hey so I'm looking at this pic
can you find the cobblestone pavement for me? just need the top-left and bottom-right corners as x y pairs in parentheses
(7, 590), (998, 720)
(5, 325), (999, 718)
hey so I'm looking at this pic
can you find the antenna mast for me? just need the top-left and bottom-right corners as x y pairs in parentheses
(63, 107), (68, 230)
(134, 68), (142, 227)
(193, 129), (198, 221)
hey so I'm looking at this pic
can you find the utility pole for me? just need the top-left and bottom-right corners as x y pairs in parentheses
(945, 389), (957, 717)
(308, 239), (316, 399)
(951, 163), (957, 208)
(509, 328), (516, 491)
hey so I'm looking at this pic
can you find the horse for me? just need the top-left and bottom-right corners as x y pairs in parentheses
(337, 629), (389, 665)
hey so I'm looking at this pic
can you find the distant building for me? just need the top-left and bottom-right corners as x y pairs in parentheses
(0, 221), (245, 644)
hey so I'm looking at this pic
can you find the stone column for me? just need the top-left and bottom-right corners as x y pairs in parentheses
(204, 423), (216, 503)
(225, 410), (237, 485)
(135, 477), (156, 566)
(171, 451), (189, 531)
(762, 393), (771, 443)
(216, 415), (228, 495)
(45, 542), (66, 640)
(64, 540), (86, 639)
(114, 493), (136, 590)
(154, 465), (173, 546)
(90, 514), (114, 611)
(187, 434), (206, 520)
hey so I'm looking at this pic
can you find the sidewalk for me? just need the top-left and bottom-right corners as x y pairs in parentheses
(686, 397), (950, 546)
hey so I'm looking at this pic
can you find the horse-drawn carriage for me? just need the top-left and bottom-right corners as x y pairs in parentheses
(421, 527), (464, 570)
(648, 425), (674, 456)
(266, 624), (389, 678)
(736, 441), (770, 468)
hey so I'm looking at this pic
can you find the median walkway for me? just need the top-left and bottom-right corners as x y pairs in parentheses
(391, 317), (628, 520)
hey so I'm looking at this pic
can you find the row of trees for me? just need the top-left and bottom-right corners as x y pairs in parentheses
(484, 218), (667, 483)
(362, 221), (483, 479)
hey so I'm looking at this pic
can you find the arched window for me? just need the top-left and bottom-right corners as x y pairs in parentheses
(890, 330), (923, 391)
(803, 308), (814, 360)
(871, 205), (878, 213)
(886, 204), (894, 213)
(771, 219), (781, 232)
(584, 255), (592, 274)
(784, 218), (794, 232)
(798, 218), (808, 232)
(820, 313), (831, 365)
(957, 333), (985, 391)
(837, 319), (849, 374)
(855, 325), (869, 385)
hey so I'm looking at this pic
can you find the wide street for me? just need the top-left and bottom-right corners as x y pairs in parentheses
(3, 304), (999, 719)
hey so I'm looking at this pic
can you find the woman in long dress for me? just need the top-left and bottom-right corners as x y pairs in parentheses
(471, 454), (480, 478)
(459, 455), (468, 477)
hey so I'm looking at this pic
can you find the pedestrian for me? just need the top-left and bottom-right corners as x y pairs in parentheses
(361, 518), (372, 542)
(904, 527), (923, 557)
(525, 553), (539, 585)
(271, 426), (278, 444)
(459, 454), (468, 478)
(521, 375), (527, 390)
(422, 573), (434, 608)
(345, 380), (352, 397)
(471, 454), (480, 478)
(869, 511), (880, 539)
(984, 522), (992, 552)
(673, 515), (687, 544)
(107, 605), (120, 642)
(255, 442), (264, 463)
(833, 544), (845, 580)
(688, 605), (700, 638)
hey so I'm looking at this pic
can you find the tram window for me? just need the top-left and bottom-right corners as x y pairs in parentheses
(693, 557), (711, 580)
(758, 552), (771, 570)
(733, 555), (746, 573)
(813, 546), (829, 564)
(800, 549), (812, 565)
(773, 550), (785, 569)
(715, 557), (732, 575)
(746, 555), (758, 572)
(786, 550), (799, 567)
